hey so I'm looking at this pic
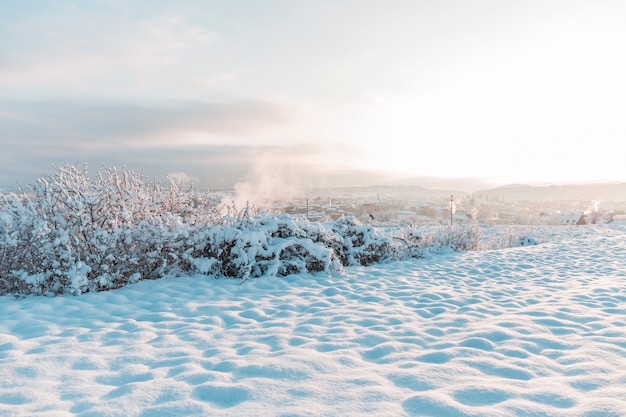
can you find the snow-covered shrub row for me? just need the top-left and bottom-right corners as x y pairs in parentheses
(190, 215), (405, 282)
(1, 164), (401, 295)
(392, 224), (475, 254)
(0, 164), (523, 296)
(396, 224), (544, 254)
(190, 214), (343, 281)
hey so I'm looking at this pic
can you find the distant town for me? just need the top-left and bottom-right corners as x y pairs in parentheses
(209, 183), (626, 226)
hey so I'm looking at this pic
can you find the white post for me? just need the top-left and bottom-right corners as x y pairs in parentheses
(450, 195), (455, 226)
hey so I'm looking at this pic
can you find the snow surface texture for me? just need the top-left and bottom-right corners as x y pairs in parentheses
(1, 225), (626, 416)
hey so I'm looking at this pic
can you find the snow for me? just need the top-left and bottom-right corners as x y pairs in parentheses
(2, 224), (626, 416)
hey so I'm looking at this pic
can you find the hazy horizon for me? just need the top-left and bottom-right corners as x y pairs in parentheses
(3, 163), (624, 197)
(2, 1), (625, 192)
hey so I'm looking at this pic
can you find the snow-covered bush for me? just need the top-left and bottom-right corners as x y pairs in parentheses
(516, 235), (538, 246)
(188, 213), (344, 282)
(0, 193), (51, 294)
(390, 223), (487, 256)
(328, 217), (398, 266)
(0, 164), (218, 295)
(185, 214), (418, 282)
(413, 224), (483, 253)
(476, 225), (542, 250)
(392, 226), (429, 258)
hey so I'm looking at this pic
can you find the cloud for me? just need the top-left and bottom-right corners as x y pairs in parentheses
(0, 143), (245, 191)
(166, 172), (197, 186)
(0, 6), (221, 95)
(0, 95), (304, 191)
(0, 138), (340, 192)
(0, 98), (296, 147)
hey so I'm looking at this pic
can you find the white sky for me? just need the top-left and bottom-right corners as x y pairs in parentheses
(1, 1), (625, 191)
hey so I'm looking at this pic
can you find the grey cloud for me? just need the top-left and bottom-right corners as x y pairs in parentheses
(0, 98), (295, 146)
(0, 140), (321, 192)
(0, 97), (296, 189)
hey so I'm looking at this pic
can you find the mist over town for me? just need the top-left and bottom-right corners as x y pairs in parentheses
(212, 181), (626, 226)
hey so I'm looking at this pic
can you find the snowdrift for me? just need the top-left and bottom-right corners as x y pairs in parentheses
(1, 224), (625, 416)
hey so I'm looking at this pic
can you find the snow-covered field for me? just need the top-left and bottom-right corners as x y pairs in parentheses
(1, 224), (626, 416)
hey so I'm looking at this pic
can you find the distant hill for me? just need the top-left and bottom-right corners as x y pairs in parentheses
(309, 185), (469, 200)
(473, 183), (626, 202)
(306, 183), (626, 203)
